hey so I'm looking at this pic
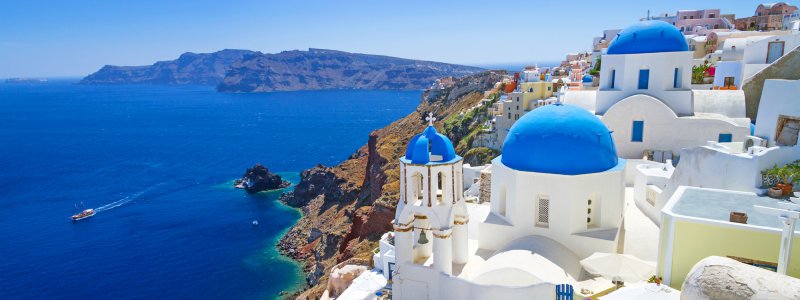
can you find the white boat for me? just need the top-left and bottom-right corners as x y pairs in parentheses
(71, 209), (95, 221)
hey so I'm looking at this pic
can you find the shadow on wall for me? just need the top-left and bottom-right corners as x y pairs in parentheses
(743, 44), (800, 121)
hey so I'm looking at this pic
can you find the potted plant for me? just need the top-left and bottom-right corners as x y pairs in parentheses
(765, 162), (800, 197)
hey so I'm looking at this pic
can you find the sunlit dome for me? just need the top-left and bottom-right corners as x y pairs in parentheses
(607, 21), (689, 55)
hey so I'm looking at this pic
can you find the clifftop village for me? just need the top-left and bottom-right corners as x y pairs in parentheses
(323, 3), (800, 300)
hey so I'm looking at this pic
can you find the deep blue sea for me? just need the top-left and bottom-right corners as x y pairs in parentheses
(0, 80), (420, 299)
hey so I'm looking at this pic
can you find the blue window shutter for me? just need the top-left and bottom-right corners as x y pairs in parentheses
(632, 121), (644, 142)
(673, 68), (679, 88)
(638, 69), (650, 89)
(610, 70), (616, 89)
(718, 133), (732, 143)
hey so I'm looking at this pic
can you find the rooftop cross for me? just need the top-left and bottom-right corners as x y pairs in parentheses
(426, 112), (436, 126)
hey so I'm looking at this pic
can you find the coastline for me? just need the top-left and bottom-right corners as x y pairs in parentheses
(248, 171), (308, 299)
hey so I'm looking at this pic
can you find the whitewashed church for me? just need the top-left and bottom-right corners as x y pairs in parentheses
(383, 100), (629, 300)
(571, 20), (752, 160)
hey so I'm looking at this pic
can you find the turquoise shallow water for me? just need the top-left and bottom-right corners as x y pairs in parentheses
(0, 80), (420, 299)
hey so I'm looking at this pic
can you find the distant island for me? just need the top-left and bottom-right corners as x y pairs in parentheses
(81, 49), (255, 86)
(80, 48), (484, 92)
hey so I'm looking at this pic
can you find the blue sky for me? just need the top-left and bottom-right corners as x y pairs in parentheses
(0, 0), (762, 77)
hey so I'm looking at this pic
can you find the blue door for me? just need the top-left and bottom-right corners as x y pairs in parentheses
(638, 69), (650, 89)
(556, 284), (574, 300)
(387, 262), (396, 280)
(767, 41), (785, 64)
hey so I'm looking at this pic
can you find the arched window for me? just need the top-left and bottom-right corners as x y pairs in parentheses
(411, 173), (424, 204)
(609, 69), (616, 89)
(673, 67), (681, 89)
(436, 172), (445, 205)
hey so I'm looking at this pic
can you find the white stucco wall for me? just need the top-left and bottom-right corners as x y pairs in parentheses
(743, 34), (800, 64)
(392, 264), (556, 300)
(720, 36), (770, 61)
(754, 79), (800, 145)
(601, 94), (750, 159)
(646, 145), (800, 226)
(479, 159), (624, 258)
(462, 164), (489, 191)
(712, 61), (743, 88)
(597, 51), (694, 116)
(563, 90), (597, 112)
(692, 90), (747, 118)
(743, 63), (770, 80)
(633, 162), (674, 222)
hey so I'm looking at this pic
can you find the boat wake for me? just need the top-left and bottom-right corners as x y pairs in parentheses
(94, 184), (164, 213)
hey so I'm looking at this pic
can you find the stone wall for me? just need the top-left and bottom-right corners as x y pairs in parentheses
(472, 131), (501, 150)
(743, 45), (800, 121)
(479, 169), (492, 203)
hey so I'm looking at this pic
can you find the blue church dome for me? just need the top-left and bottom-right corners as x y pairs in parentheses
(501, 104), (620, 175)
(582, 74), (594, 83)
(404, 123), (458, 165)
(606, 21), (688, 55)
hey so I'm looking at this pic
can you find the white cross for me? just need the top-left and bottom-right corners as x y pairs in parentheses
(426, 112), (436, 126)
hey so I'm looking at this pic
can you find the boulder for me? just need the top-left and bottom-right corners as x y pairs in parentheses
(681, 256), (800, 300)
(234, 163), (290, 193)
(325, 264), (367, 298)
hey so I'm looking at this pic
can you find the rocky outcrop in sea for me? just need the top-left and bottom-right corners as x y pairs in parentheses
(234, 163), (290, 193)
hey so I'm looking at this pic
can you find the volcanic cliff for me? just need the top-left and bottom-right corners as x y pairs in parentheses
(276, 71), (504, 298)
(217, 48), (484, 92)
(81, 49), (256, 85)
(80, 48), (484, 91)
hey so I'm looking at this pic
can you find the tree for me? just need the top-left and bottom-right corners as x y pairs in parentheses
(589, 58), (601, 76)
(692, 62), (710, 84)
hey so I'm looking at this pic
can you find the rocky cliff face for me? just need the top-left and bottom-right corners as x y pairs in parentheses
(80, 49), (256, 85)
(81, 48), (483, 92)
(216, 48), (484, 92)
(276, 71), (504, 299)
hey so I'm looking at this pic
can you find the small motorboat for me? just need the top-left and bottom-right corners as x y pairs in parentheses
(71, 209), (95, 221)
(252, 220), (259, 226)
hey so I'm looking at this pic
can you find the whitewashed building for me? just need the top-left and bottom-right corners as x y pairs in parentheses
(633, 79), (800, 224)
(714, 32), (800, 89)
(568, 20), (752, 160)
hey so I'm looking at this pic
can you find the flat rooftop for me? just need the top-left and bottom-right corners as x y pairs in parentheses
(667, 187), (798, 231)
